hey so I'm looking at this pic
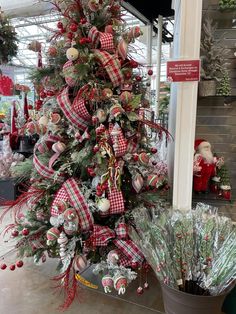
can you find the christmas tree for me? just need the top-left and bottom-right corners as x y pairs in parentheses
(217, 70), (231, 96)
(0, 7), (18, 64)
(0, 0), (169, 309)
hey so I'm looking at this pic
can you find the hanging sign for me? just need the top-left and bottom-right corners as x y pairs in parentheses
(167, 60), (200, 82)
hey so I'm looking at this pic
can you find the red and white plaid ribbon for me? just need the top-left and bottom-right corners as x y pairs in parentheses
(88, 26), (114, 51)
(93, 50), (123, 87)
(50, 178), (93, 231)
(126, 140), (138, 153)
(91, 224), (144, 264)
(108, 187), (125, 214)
(57, 87), (91, 131)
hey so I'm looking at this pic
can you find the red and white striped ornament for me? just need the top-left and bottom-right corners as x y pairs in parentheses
(73, 255), (87, 272)
(46, 227), (60, 241)
(132, 174), (144, 193)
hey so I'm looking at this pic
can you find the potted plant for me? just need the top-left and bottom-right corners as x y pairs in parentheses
(199, 18), (229, 97)
(130, 202), (236, 314)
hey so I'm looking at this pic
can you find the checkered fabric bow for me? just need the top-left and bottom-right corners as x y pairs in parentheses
(50, 178), (93, 231)
(57, 87), (91, 131)
(93, 49), (124, 87)
(109, 123), (127, 157)
(91, 224), (144, 265)
(88, 26), (114, 52)
(108, 187), (125, 214)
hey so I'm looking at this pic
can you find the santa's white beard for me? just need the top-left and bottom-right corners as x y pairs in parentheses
(199, 149), (214, 163)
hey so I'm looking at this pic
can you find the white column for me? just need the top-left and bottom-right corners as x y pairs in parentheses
(155, 15), (163, 117)
(168, 0), (203, 211)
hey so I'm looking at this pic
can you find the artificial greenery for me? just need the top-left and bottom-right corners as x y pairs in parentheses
(0, 9), (18, 64)
(200, 17), (229, 81)
(217, 70), (231, 96)
(219, 0), (236, 10)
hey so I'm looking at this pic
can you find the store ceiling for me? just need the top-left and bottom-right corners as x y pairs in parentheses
(125, 0), (174, 21)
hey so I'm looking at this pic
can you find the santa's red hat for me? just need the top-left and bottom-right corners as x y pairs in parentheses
(194, 139), (210, 152)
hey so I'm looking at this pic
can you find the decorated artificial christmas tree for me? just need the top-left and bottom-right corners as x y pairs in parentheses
(217, 70), (231, 96)
(0, 7), (18, 64)
(0, 0), (169, 309)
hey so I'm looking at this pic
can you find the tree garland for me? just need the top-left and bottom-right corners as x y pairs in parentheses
(0, 8), (18, 64)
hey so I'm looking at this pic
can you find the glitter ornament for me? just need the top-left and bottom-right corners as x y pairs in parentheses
(0, 264), (7, 270)
(73, 255), (87, 272)
(66, 47), (79, 61)
(97, 198), (110, 212)
(9, 264), (15, 271)
(139, 152), (150, 165)
(16, 260), (24, 268)
(102, 275), (114, 293)
(63, 208), (79, 235)
(38, 116), (49, 126)
(46, 227), (60, 241)
(137, 286), (144, 295)
(22, 228), (29, 236)
(132, 174), (144, 193)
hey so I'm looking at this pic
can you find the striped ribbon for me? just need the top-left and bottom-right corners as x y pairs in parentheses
(33, 135), (65, 183)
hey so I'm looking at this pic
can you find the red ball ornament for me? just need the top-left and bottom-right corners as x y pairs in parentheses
(93, 145), (100, 153)
(148, 69), (153, 76)
(101, 181), (108, 191)
(39, 91), (47, 99)
(135, 76), (142, 82)
(79, 37), (87, 45)
(46, 90), (55, 97)
(57, 21), (63, 29)
(9, 264), (16, 271)
(22, 228), (30, 236)
(96, 190), (103, 197)
(80, 18), (87, 24)
(11, 230), (19, 237)
(67, 32), (74, 40)
(16, 260), (24, 268)
(69, 23), (78, 32)
(60, 28), (66, 34)
(137, 286), (144, 295)
(150, 147), (157, 154)
(0, 264), (7, 270)
(28, 105), (33, 110)
(133, 154), (139, 162)
(130, 60), (138, 68)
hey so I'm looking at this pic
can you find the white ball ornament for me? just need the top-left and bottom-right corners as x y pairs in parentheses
(38, 116), (49, 126)
(97, 198), (110, 213)
(66, 47), (79, 61)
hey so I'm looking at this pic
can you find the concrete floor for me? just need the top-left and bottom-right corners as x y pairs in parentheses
(0, 208), (165, 314)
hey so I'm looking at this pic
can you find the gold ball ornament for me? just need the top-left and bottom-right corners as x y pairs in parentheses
(66, 47), (79, 61)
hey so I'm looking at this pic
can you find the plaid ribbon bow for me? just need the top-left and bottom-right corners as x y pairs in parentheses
(93, 49), (124, 87)
(50, 178), (94, 231)
(88, 26), (114, 52)
(91, 224), (144, 264)
(57, 87), (91, 131)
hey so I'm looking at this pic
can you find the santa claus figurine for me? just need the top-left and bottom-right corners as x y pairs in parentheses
(193, 139), (216, 193)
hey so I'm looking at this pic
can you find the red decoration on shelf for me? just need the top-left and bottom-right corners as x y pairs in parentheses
(0, 264), (7, 270)
(0, 75), (14, 96)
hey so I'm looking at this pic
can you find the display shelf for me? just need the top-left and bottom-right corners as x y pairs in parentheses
(80, 265), (165, 314)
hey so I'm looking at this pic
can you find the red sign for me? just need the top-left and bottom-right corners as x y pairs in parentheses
(167, 60), (200, 82)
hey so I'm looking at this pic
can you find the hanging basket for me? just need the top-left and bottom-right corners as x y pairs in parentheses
(198, 80), (217, 97)
(161, 283), (227, 314)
